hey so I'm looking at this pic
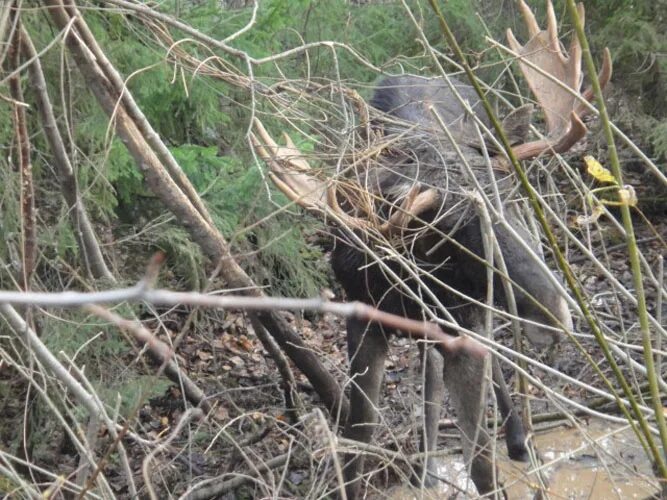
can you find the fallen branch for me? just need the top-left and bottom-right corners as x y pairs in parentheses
(182, 453), (290, 500)
(0, 284), (486, 359)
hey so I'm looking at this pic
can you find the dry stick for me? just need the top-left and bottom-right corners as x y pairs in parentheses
(19, 26), (113, 281)
(7, 16), (35, 292)
(75, 412), (100, 490)
(0, 286), (485, 359)
(43, 0), (350, 423)
(184, 453), (290, 500)
(657, 256), (664, 388)
(85, 304), (213, 413)
(248, 315), (303, 421)
(0, 2), (11, 68)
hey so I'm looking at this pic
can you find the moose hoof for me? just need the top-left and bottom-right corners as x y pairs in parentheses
(507, 442), (530, 462)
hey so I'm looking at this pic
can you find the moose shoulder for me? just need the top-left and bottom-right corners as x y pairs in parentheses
(252, 1), (610, 497)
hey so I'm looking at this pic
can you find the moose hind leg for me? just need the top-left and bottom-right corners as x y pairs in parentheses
(492, 357), (529, 462)
(413, 345), (445, 488)
(444, 353), (500, 496)
(343, 318), (389, 499)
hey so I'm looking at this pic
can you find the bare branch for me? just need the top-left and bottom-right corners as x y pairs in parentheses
(0, 285), (485, 358)
(20, 25), (113, 281)
(7, 13), (36, 290)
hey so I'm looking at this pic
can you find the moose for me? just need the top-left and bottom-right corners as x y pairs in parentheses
(252, 1), (611, 497)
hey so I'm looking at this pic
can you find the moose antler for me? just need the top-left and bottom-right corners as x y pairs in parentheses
(250, 118), (439, 236)
(506, 0), (612, 160)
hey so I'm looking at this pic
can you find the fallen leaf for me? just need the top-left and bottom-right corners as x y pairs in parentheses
(197, 350), (213, 361)
(229, 355), (244, 367)
(584, 155), (616, 184)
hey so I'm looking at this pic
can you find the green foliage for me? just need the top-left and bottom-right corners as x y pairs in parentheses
(585, 0), (667, 164)
(0, 476), (18, 495)
(43, 312), (126, 359)
(95, 375), (172, 418)
(584, 2), (666, 105)
(0, 157), (22, 288)
(650, 121), (667, 161)
(37, 309), (170, 416)
(170, 144), (329, 297)
(179, 0), (487, 83)
(95, 2), (332, 297)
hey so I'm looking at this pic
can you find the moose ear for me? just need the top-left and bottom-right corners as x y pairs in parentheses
(501, 104), (534, 146)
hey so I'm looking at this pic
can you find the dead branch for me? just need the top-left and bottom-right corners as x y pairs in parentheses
(248, 315), (303, 422)
(0, 2), (12, 69)
(0, 285), (485, 359)
(183, 452), (290, 500)
(6, 12), (35, 291)
(19, 26), (113, 281)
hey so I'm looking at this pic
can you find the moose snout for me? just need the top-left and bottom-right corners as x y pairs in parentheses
(521, 294), (573, 349)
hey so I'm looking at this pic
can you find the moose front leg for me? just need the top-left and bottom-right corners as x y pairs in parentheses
(413, 344), (445, 488)
(444, 352), (503, 497)
(415, 349), (525, 491)
(342, 318), (389, 499)
(492, 357), (529, 462)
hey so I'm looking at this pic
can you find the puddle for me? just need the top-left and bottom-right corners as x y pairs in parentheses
(385, 419), (659, 499)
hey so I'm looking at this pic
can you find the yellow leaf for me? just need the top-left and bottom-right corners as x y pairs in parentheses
(584, 155), (617, 184)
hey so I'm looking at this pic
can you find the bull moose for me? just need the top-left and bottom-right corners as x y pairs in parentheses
(252, 1), (611, 497)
